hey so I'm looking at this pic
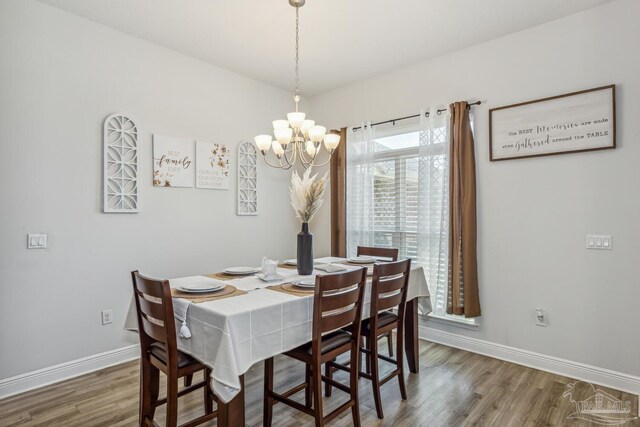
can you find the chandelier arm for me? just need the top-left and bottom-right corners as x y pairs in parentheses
(298, 146), (316, 165)
(281, 147), (297, 167)
(285, 141), (299, 163)
(262, 152), (290, 169)
(309, 155), (333, 168)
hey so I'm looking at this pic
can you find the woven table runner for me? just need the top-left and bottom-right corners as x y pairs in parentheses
(171, 285), (246, 303)
(267, 283), (314, 297)
(206, 272), (256, 281)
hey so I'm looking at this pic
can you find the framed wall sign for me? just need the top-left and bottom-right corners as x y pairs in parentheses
(196, 141), (230, 190)
(489, 85), (615, 161)
(152, 135), (195, 187)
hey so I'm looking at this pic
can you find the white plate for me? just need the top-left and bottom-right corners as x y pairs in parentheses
(170, 276), (225, 292)
(182, 282), (225, 292)
(223, 266), (260, 275)
(178, 285), (225, 294)
(293, 279), (316, 288)
(348, 256), (377, 264)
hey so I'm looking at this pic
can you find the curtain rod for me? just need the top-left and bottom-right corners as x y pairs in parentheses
(351, 101), (481, 131)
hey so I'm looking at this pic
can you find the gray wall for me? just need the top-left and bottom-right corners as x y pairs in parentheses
(0, 0), (302, 378)
(310, 0), (640, 376)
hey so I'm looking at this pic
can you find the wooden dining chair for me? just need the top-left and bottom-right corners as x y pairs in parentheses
(131, 271), (218, 427)
(326, 259), (411, 419)
(357, 246), (399, 358)
(263, 268), (367, 427)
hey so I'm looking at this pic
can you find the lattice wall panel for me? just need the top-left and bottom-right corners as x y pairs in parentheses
(103, 114), (139, 213)
(237, 141), (257, 216)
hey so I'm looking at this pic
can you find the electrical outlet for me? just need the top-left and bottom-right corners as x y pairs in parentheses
(586, 234), (612, 250)
(27, 233), (47, 249)
(101, 309), (113, 325)
(535, 308), (548, 327)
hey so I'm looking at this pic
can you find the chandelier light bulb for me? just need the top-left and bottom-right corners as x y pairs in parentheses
(274, 127), (293, 145)
(300, 120), (315, 135)
(273, 120), (290, 129)
(255, 135), (272, 152)
(287, 112), (306, 129)
(272, 141), (285, 157)
(324, 133), (340, 150)
(308, 125), (326, 143)
(305, 140), (316, 157)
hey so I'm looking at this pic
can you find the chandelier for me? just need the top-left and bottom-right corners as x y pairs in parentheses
(254, 0), (340, 170)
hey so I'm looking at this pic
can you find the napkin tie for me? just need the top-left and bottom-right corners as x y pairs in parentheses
(173, 299), (192, 339)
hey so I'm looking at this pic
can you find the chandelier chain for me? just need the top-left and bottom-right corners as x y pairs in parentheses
(294, 6), (300, 106)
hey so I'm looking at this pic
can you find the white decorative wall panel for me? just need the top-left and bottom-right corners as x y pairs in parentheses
(103, 114), (139, 213)
(237, 141), (258, 216)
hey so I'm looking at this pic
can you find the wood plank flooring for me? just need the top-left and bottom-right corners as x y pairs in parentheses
(1, 340), (637, 426)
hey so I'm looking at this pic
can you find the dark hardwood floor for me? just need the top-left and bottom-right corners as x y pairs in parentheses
(0, 339), (637, 426)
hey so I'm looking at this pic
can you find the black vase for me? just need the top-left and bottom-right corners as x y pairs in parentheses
(297, 222), (314, 275)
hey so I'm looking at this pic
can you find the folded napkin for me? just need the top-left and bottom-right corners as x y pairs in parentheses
(315, 264), (347, 273)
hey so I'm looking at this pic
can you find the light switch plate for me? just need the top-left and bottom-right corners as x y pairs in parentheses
(27, 234), (47, 249)
(586, 234), (612, 250)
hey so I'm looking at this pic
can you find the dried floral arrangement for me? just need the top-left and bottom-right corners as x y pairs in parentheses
(289, 169), (329, 223)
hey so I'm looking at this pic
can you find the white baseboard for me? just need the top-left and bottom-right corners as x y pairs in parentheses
(0, 344), (140, 400)
(3, 331), (639, 403)
(420, 326), (640, 397)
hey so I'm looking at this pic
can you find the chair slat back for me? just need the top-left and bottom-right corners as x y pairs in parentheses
(131, 271), (178, 360)
(370, 259), (411, 318)
(357, 246), (399, 262)
(313, 268), (367, 338)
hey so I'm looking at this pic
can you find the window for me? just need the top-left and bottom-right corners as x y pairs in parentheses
(370, 132), (425, 261)
(347, 118), (475, 326)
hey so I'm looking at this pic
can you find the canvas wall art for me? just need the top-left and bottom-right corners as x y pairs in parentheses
(196, 141), (230, 190)
(153, 135), (195, 187)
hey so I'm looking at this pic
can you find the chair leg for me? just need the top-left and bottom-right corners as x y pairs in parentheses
(387, 331), (394, 356)
(166, 373), (179, 427)
(363, 336), (371, 374)
(396, 327), (407, 400)
(312, 362), (324, 427)
(204, 368), (214, 414)
(148, 364), (160, 420)
(350, 341), (361, 427)
(139, 360), (151, 426)
(324, 360), (334, 397)
(306, 364), (313, 407)
(184, 374), (193, 387)
(263, 357), (274, 427)
(370, 334), (384, 419)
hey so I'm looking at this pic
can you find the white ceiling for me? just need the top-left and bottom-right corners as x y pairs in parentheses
(37, 0), (615, 96)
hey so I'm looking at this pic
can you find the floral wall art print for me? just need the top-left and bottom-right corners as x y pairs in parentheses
(196, 141), (230, 190)
(153, 135), (195, 187)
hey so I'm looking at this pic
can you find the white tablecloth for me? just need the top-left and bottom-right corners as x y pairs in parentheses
(124, 257), (431, 402)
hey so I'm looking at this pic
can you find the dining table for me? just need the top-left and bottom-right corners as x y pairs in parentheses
(124, 256), (431, 426)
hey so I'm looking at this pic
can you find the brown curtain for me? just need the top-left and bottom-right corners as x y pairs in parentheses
(448, 102), (481, 318)
(330, 127), (347, 257)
